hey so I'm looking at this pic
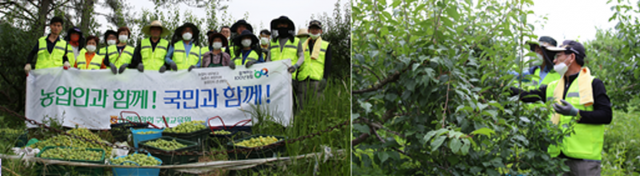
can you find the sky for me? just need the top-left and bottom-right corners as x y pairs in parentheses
(94, 0), (341, 35)
(526, 0), (617, 43)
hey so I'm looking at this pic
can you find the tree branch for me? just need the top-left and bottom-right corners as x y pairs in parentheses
(47, 0), (73, 14)
(354, 64), (382, 85)
(352, 107), (398, 146)
(353, 61), (414, 94)
(0, 2), (36, 21)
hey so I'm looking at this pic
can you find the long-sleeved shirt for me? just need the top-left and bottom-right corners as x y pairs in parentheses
(164, 40), (200, 67)
(202, 50), (231, 67)
(130, 38), (161, 68)
(26, 34), (69, 65)
(308, 39), (332, 79)
(510, 72), (612, 124)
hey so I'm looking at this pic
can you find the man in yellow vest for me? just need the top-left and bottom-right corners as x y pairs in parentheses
(510, 40), (612, 175)
(295, 20), (332, 110)
(269, 16), (303, 74)
(131, 20), (172, 73)
(165, 23), (201, 71)
(259, 29), (271, 58)
(228, 20), (253, 58)
(24, 16), (73, 74)
(220, 26), (231, 46)
(63, 27), (85, 67)
(521, 36), (562, 90)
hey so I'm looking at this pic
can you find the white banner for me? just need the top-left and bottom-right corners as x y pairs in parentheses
(26, 60), (293, 129)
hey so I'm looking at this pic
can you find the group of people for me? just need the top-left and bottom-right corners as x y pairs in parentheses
(25, 16), (332, 110)
(510, 37), (612, 175)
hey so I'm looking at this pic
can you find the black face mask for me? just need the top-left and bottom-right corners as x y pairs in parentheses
(277, 28), (290, 38)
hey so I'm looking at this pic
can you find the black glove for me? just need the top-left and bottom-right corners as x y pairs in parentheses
(288, 65), (297, 73)
(137, 64), (144, 72)
(246, 60), (256, 68)
(109, 64), (117, 74)
(159, 65), (167, 73)
(229, 61), (236, 70)
(170, 62), (178, 71)
(188, 65), (195, 72)
(118, 64), (128, 74)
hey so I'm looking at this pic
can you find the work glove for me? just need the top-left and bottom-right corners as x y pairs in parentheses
(552, 100), (579, 116)
(288, 64), (298, 73)
(188, 65), (195, 72)
(169, 62), (178, 71)
(229, 61), (236, 70)
(118, 64), (128, 74)
(109, 63), (118, 74)
(24, 64), (31, 75)
(63, 61), (71, 70)
(137, 64), (144, 72)
(159, 65), (167, 73)
(245, 60), (256, 68)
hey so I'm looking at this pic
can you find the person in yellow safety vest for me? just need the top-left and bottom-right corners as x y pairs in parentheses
(228, 20), (254, 58)
(259, 29), (271, 58)
(165, 23), (201, 71)
(130, 20), (172, 73)
(269, 16), (303, 74)
(24, 16), (73, 74)
(512, 36), (562, 90)
(295, 20), (332, 110)
(220, 26), (232, 46)
(229, 30), (264, 69)
(201, 30), (230, 58)
(73, 36), (107, 70)
(103, 26), (135, 74)
(510, 40), (612, 176)
(63, 27), (85, 67)
(97, 30), (117, 59)
(296, 28), (310, 46)
(202, 31), (231, 67)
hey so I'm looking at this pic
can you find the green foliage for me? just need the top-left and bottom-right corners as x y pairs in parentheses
(313, 0), (352, 80)
(352, 0), (572, 175)
(602, 108), (640, 175)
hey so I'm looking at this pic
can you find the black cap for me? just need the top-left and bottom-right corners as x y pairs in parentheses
(50, 16), (64, 25)
(309, 20), (322, 29)
(545, 40), (587, 66)
(260, 29), (271, 36)
(233, 29), (259, 47)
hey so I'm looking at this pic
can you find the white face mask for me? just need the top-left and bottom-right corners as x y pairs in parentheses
(531, 53), (543, 66)
(107, 40), (117, 46)
(212, 42), (222, 49)
(182, 32), (193, 40)
(260, 37), (269, 45)
(118, 35), (128, 43)
(553, 56), (572, 75)
(241, 39), (252, 47)
(310, 33), (320, 39)
(86, 45), (96, 52)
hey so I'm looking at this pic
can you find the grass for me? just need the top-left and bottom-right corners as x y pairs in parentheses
(602, 104), (640, 175)
(0, 79), (350, 176)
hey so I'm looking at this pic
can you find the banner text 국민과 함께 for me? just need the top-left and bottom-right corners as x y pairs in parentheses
(26, 60), (293, 129)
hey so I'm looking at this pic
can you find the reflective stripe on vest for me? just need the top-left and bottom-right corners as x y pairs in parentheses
(76, 49), (104, 70)
(141, 38), (169, 71)
(270, 38), (299, 77)
(232, 50), (260, 67)
(108, 45), (135, 68)
(172, 41), (201, 70)
(35, 36), (68, 69)
(297, 40), (329, 81)
(545, 77), (602, 160)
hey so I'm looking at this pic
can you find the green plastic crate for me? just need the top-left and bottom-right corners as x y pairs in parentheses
(139, 136), (200, 165)
(226, 135), (287, 160)
(163, 128), (210, 151)
(35, 146), (106, 176)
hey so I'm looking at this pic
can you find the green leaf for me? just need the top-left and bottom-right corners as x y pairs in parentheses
(431, 135), (447, 151)
(353, 124), (370, 134)
(471, 127), (495, 137)
(446, 7), (460, 20)
(461, 139), (471, 155)
(379, 151), (389, 163)
(449, 138), (462, 153)
(423, 130), (438, 144)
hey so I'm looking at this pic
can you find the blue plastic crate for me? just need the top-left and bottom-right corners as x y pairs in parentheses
(111, 152), (162, 176)
(131, 128), (164, 148)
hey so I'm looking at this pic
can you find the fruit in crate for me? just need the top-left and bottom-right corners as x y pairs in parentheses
(234, 136), (280, 148)
(111, 153), (161, 166)
(31, 128), (112, 157)
(136, 131), (160, 134)
(143, 138), (187, 150)
(164, 120), (206, 133)
(40, 147), (102, 161)
(211, 130), (231, 135)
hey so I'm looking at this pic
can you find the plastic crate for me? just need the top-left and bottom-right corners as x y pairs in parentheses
(111, 122), (149, 142)
(226, 135), (287, 160)
(163, 126), (209, 151)
(131, 128), (164, 148)
(207, 117), (253, 148)
(111, 152), (162, 176)
(35, 146), (106, 176)
(139, 136), (200, 165)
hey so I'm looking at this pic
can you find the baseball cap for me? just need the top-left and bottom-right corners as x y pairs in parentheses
(309, 20), (322, 29)
(545, 40), (587, 65)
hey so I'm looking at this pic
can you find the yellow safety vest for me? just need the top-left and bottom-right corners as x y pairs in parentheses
(141, 38), (169, 71)
(270, 38), (299, 77)
(231, 50), (260, 67)
(545, 75), (602, 160)
(106, 45), (135, 68)
(171, 41), (200, 70)
(75, 49), (104, 70)
(35, 36), (70, 69)
(297, 40), (329, 81)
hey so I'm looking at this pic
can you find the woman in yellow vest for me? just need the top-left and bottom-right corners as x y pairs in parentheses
(229, 30), (263, 69)
(63, 27), (85, 67)
(74, 36), (107, 70)
(165, 23), (201, 71)
(105, 26), (135, 74)
(510, 40), (612, 175)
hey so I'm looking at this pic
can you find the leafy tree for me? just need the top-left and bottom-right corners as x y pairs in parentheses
(311, 0), (351, 81)
(352, 0), (573, 175)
